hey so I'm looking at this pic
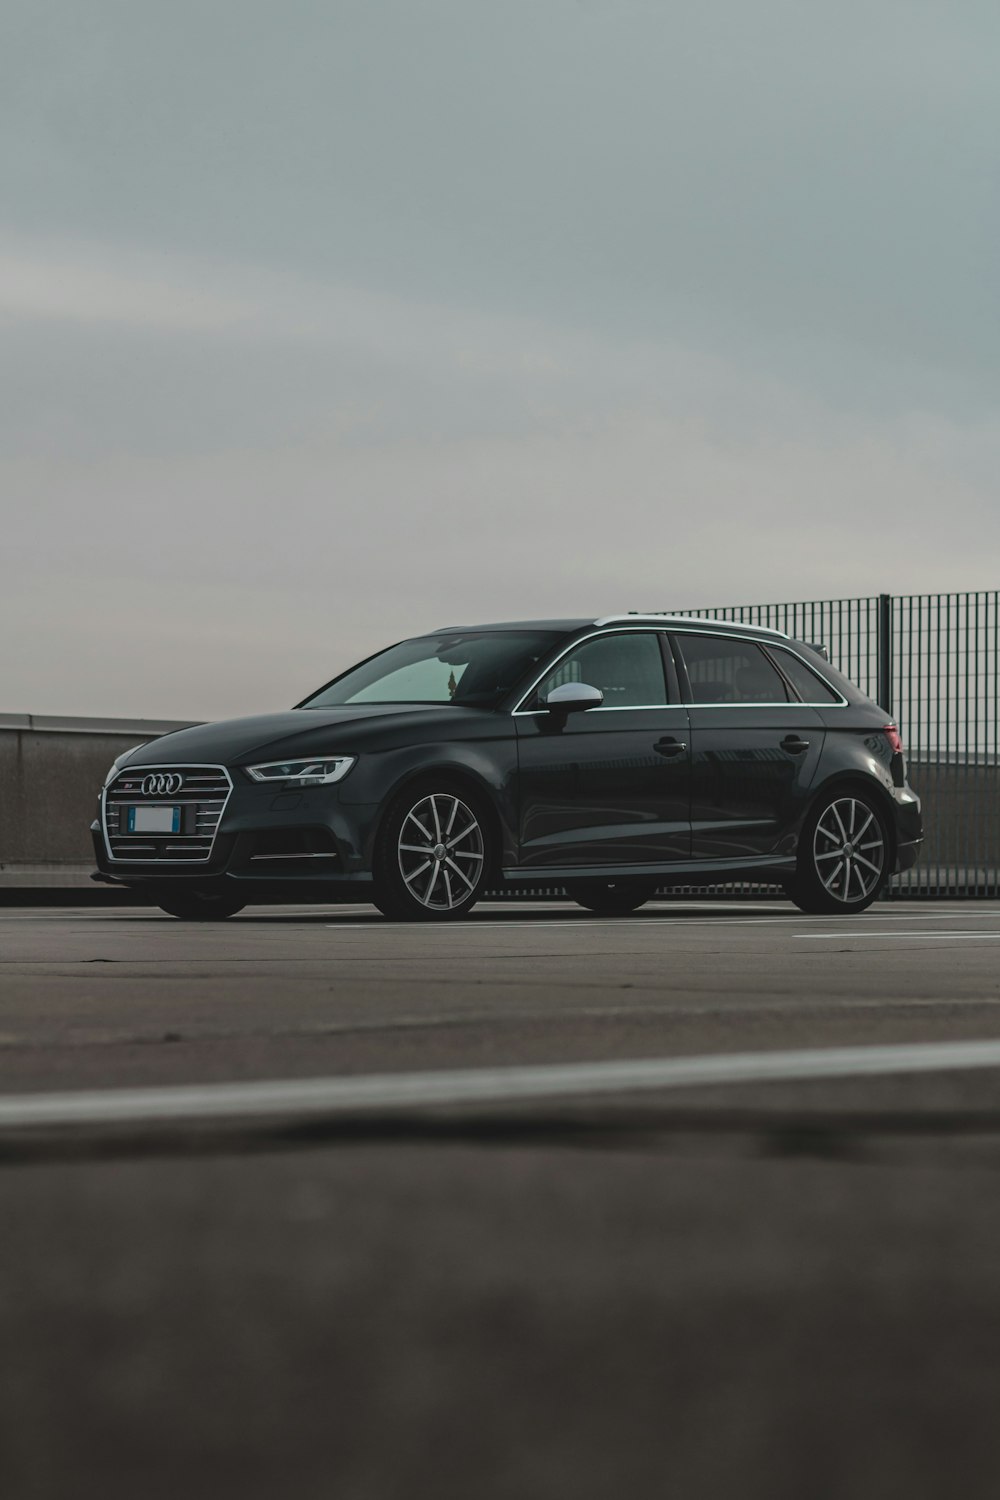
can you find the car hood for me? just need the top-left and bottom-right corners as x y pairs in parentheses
(123, 705), (496, 767)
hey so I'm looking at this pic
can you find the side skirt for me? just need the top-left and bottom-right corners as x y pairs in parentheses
(500, 856), (797, 884)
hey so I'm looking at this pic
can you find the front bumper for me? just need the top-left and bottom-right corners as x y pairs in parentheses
(92, 775), (381, 889)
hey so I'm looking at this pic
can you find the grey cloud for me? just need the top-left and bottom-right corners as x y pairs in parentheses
(1, 1), (998, 717)
(3, 2), (997, 400)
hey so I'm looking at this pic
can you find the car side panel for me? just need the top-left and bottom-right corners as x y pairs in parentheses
(513, 707), (692, 867)
(687, 705), (827, 859)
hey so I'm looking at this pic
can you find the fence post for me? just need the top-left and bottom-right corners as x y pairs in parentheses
(877, 593), (893, 717)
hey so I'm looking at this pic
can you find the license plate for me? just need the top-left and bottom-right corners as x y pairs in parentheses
(127, 805), (182, 834)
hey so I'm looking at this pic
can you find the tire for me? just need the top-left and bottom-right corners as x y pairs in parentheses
(785, 789), (890, 915)
(372, 781), (493, 921)
(567, 878), (658, 915)
(155, 887), (247, 920)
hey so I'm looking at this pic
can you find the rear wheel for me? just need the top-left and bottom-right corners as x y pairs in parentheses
(567, 878), (658, 915)
(155, 887), (247, 920)
(372, 783), (493, 921)
(785, 790), (890, 915)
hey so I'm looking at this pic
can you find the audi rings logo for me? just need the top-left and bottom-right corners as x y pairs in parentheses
(141, 772), (184, 797)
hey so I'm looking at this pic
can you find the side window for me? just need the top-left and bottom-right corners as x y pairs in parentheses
(532, 632), (668, 708)
(675, 634), (789, 704)
(771, 647), (842, 704)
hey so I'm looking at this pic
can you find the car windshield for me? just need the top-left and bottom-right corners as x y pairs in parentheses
(300, 631), (564, 710)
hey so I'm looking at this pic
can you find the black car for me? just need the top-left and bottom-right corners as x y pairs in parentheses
(92, 615), (922, 920)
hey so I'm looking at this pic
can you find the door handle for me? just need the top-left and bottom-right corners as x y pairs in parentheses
(654, 737), (688, 758)
(781, 735), (810, 754)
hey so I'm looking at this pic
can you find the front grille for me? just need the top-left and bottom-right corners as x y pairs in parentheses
(102, 764), (233, 864)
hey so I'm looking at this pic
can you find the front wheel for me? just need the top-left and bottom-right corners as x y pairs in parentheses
(372, 784), (493, 921)
(155, 887), (247, 920)
(785, 791), (890, 915)
(567, 878), (659, 915)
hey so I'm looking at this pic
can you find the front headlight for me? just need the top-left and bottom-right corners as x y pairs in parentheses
(103, 744), (148, 787)
(245, 756), (356, 786)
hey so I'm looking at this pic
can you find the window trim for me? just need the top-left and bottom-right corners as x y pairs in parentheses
(510, 628), (676, 716)
(668, 629), (849, 709)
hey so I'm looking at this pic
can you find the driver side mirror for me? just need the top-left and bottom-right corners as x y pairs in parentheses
(544, 681), (604, 714)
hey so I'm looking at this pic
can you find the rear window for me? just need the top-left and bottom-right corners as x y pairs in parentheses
(771, 647), (842, 704)
(674, 634), (789, 704)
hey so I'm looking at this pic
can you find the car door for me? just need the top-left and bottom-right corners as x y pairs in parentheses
(513, 629), (691, 869)
(670, 630), (826, 861)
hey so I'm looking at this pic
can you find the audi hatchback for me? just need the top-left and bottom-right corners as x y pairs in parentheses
(92, 615), (922, 920)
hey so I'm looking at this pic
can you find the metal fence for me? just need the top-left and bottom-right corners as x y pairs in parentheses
(680, 592), (1000, 897)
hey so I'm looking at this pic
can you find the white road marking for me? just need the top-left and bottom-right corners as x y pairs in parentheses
(356, 909), (800, 929)
(5, 1038), (1000, 1130)
(321, 919), (790, 931)
(797, 932), (1000, 941)
(322, 913), (1000, 933)
(809, 911), (1000, 922)
(8, 905), (1000, 932)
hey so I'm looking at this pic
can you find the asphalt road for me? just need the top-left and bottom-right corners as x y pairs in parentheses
(6, 898), (1000, 1091)
(5, 899), (1000, 1498)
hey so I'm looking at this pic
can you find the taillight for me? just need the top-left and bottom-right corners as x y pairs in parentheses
(883, 724), (904, 755)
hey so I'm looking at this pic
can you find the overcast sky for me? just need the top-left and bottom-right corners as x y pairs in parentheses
(3, 0), (998, 719)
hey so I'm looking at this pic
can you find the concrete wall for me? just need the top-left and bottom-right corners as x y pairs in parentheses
(0, 717), (994, 894)
(0, 715), (194, 887)
(904, 759), (1000, 893)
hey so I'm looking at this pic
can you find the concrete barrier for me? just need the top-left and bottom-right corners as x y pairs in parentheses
(0, 715), (194, 889)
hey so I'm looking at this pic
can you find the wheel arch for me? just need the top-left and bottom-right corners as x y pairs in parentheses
(373, 762), (507, 881)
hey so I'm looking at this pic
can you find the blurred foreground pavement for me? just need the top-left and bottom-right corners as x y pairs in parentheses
(3, 1108), (1000, 1500)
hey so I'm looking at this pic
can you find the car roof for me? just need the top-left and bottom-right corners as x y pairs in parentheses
(432, 620), (593, 634)
(433, 614), (791, 642)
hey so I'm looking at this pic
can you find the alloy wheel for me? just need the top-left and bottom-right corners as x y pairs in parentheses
(396, 794), (485, 912)
(812, 797), (886, 904)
